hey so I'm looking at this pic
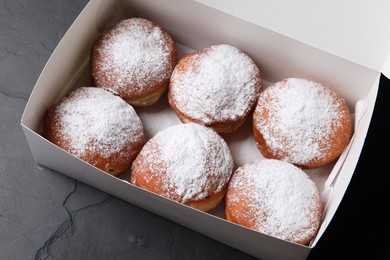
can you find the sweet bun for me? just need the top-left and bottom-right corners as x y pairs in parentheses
(91, 17), (177, 106)
(130, 123), (234, 212)
(225, 159), (323, 245)
(168, 44), (262, 133)
(43, 86), (145, 176)
(253, 78), (352, 169)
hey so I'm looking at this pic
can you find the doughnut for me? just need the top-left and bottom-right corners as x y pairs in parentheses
(43, 86), (145, 176)
(168, 44), (262, 133)
(91, 17), (178, 106)
(225, 159), (323, 245)
(130, 123), (234, 212)
(253, 78), (352, 169)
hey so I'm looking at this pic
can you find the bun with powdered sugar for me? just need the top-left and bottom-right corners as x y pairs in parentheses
(168, 44), (262, 133)
(91, 17), (177, 106)
(43, 86), (145, 176)
(253, 78), (352, 169)
(130, 123), (234, 212)
(225, 159), (323, 245)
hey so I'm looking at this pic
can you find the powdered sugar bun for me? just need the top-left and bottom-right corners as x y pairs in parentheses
(91, 17), (177, 106)
(225, 159), (323, 245)
(43, 87), (145, 176)
(168, 44), (262, 133)
(253, 78), (352, 169)
(130, 123), (234, 212)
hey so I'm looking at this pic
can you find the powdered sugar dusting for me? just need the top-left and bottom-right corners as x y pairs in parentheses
(51, 87), (144, 158)
(93, 18), (175, 94)
(254, 78), (345, 164)
(170, 44), (261, 124)
(228, 159), (322, 243)
(138, 123), (234, 203)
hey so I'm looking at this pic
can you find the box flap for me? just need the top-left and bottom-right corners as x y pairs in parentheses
(195, 0), (390, 72)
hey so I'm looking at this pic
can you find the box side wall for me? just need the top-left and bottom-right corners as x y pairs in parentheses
(194, 0), (390, 73)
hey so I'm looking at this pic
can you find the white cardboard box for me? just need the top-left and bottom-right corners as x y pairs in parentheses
(21, 0), (390, 259)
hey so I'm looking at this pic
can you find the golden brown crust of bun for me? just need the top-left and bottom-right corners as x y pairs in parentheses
(43, 87), (145, 176)
(253, 78), (352, 169)
(168, 44), (262, 133)
(91, 17), (177, 106)
(131, 152), (228, 212)
(168, 100), (249, 134)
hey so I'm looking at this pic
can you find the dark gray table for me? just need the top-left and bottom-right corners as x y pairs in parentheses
(1, 1), (389, 259)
